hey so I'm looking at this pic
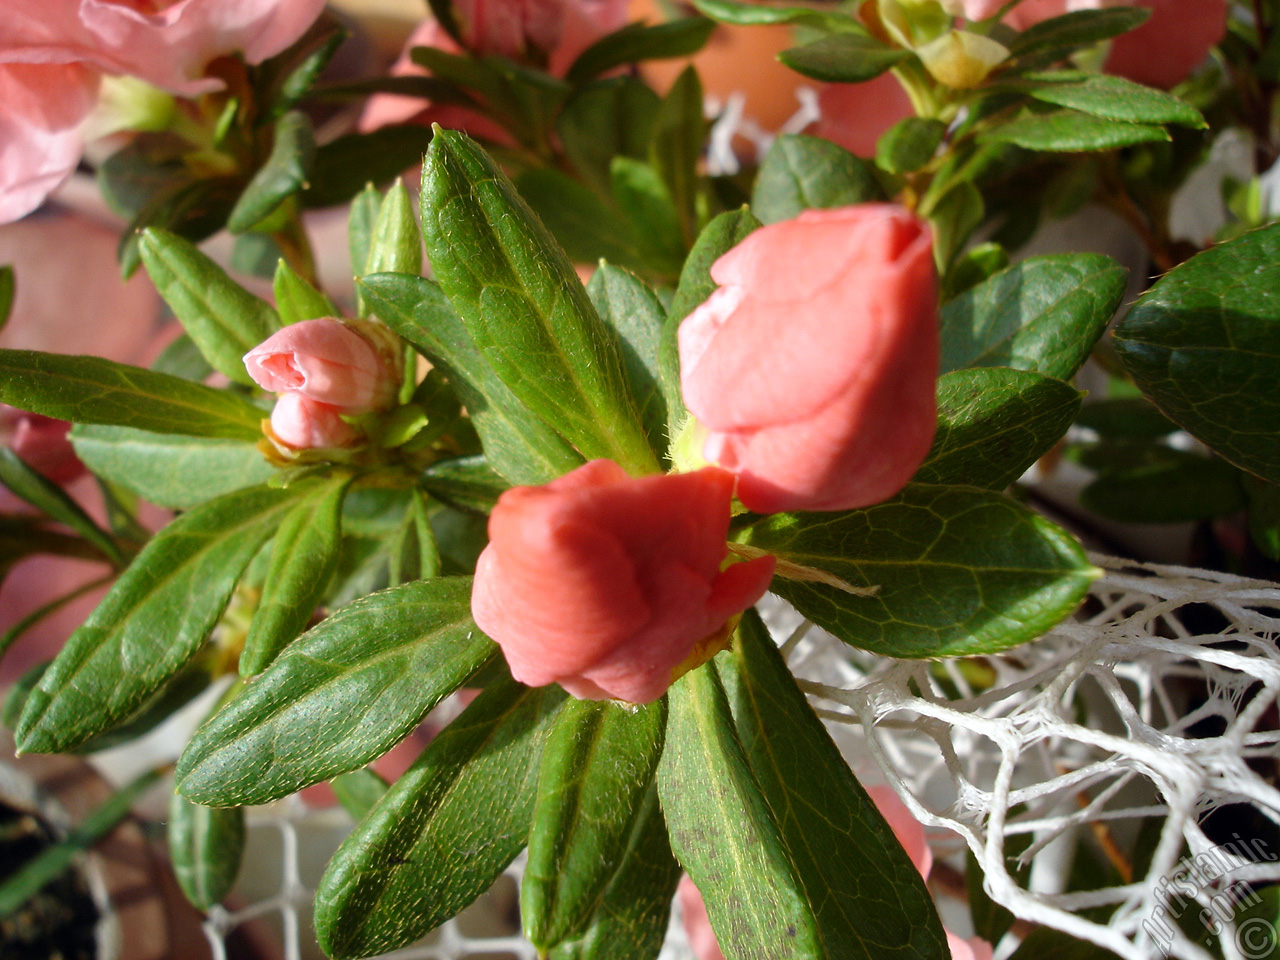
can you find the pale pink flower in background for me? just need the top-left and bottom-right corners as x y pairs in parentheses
(470, 459), (775, 704)
(268, 391), (360, 450)
(244, 318), (396, 415)
(678, 204), (938, 515)
(942, 0), (1010, 19)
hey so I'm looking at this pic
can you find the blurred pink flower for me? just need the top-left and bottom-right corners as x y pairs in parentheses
(678, 204), (938, 514)
(0, 0), (327, 222)
(470, 459), (775, 704)
(3, 410), (84, 484)
(945, 0), (1009, 20)
(811, 71), (915, 159)
(244, 318), (397, 415)
(268, 391), (359, 450)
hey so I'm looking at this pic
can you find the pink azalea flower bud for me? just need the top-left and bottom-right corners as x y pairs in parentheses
(243, 318), (397, 415)
(678, 205), (939, 515)
(3, 407), (84, 483)
(470, 460), (776, 705)
(268, 391), (359, 450)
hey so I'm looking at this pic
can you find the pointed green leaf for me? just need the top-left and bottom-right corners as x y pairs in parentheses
(1024, 72), (1204, 128)
(1113, 222), (1280, 485)
(421, 129), (655, 473)
(649, 67), (704, 248)
(228, 111), (316, 232)
(547, 782), (681, 960)
(419, 454), (509, 514)
(386, 489), (440, 585)
(523, 697), (667, 949)
(366, 180), (423, 277)
(587, 264), (670, 458)
(981, 109), (1169, 152)
(877, 118), (947, 175)
(917, 367), (1082, 489)
(0, 349), (265, 440)
(658, 661), (825, 960)
(752, 134), (881, 224)
(168, 793), (245, 910)
(779, 34), (910, 83)
(71, 424), (275, 509)
(939, 254), (1126, 379)
(692, 0), (856, 29)
(724, 611), (948, 960)
(565, 18), (716, 87)
(0, 448), (123, 564)
(516, 167), (645, 269)
(314, 679), (565, 960)
(303, 125), (436, 209)
(240, 472), (352, 676)
(151, 332), (215, 382)
(741, 484), (1097, 657)
(559, 77), (661, 197)
(610, 156), (687, 276)
(360, 272), (582, 484)
(0, 264), (13, 331)
(274, 257), (339, 325)
(15, 483), (300, 753)
(332, 767), (390, 821)
(1007, 6), (1149, 59)
(176, 577), (497, 806)
(139, 228), (280, 384)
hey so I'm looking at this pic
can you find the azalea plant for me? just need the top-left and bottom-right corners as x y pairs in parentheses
(1, 0), (1278, 959)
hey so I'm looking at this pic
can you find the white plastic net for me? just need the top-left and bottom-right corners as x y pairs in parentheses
(205, 555), (1280, 960)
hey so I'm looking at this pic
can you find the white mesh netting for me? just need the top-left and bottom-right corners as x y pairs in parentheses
(205, 554), (1280, 960)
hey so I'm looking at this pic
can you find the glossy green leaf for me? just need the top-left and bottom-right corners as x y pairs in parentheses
(547, 783), (681, 960)
(753, 134), (881, 223)
(692, 0), (855, 29)
(419, 454), (509, 514)
(925, 179), (984, 268)
(917, 367), (1082, 489)
(176, 577), (496, 806)
(517, 167), (644, 269)
(1075, 398), (1176, 439)
(939, 254), (1126, 379)
(71, 424), (275, 510)
(1007, 6), (1149, 58)
(724, 612), (949, 960)
(366, 180), (423, 277)
(982, 109), (1169, 152)
(1113, 222), (1280, 484)
(559, 77), (660, 197)
(421, 129), (656, 473)
(1081, 450), (1246, 523)
(587, 264), (670, 457)
(0, 449), (123, 564)
(387, 489), (440, 585)
(151, 332), (215, 382)
(15, 484), (300, 753)
(139, 228), (279, 384)
(779, 34), (910, 83)
(240, 473), (351, 676)
(117, 176), (240, 278)
(877, 118), (947, 174)
(566, 18), (716, 86)
(649, 67), (704, 248)
(658, 662), (825, 960)
(0, 265), (13, 331)
(523, 697), (667, 949)
(72, 651), (217, 754)
(274, 257), (339, 325)
(741, 484), (1097, 657)
(360, 272), (582, 484)
(304, 125), (436, 208)
(332, 768), (390, 821)
(168, 793), (245, 910)
(349, 183), (381, 289)
(0, 349), (264, 440)
(1024, 72), (1204, 128)
(610, 157), (687, 277)
(314, 679), (565, 959)
(228, 111), (316, 231)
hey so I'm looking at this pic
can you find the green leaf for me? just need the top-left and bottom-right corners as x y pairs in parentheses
(0, 449), (123, 565)
(0, 264), (13, 331)
(419, 454), (509, 514)
(523, 697), (667, 949)
(516, 168), (645, 269)
(168, 793), (245, 910)
(724, 612), (949, 960)
(877, 118), (947, 175)
(610, 157), (687, 277)
(546, 782), (681, 960)
(421, 129), (655, 473)
(386, 489), (440, 585)
(939, 254), (1126, 379)
(366, 180), (423, 277)
(176, 578), (496, 806)
(741, 484), (1097, 657)
(779, 34), (911, 83)
(649, 67), (704, 248)
(0, 349), (265, 440)
(360, 272), (583, 484)
(314, 679), (565, 960)
(658, 661), (825, 960)
(981, 109), (1169, 152)
(1024, 72), (1205, 128)
(240, 473), (351, 676)
(924, 179), (984, 268)
(917, 367), (1082, 488)
(559, 77), (661, 198)
(15, 483), (300, 753)
(348, 183), (381, 275)
(116, 176), (241, 279)
(1007, 6), (1149, 59)
(692, 0), (857, 29)
(332, 767), (390, 820)
(752, 134), (881, 224)
(228, 111), (316, 232)
(151, 332), (215, 382)
(70, 424), (275, 510)
(587, 263), (670, 456)
(304, 125), (436, 209)
(1080, 450), (1246, 523)
(138, 228), (280, 384)
(1113, 222), (1280, 485)
(1075, 398), (1177, 439)
(566, 18), (717, 86)
(274, 257), (339, 325)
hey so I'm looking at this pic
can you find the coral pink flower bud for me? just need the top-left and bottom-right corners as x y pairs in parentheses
(470, 460), (776, 705)
(268, 391), (358, 450)
(243, 318), (395, 414)
(678, 205), (938, 515)
(3, 407), (84, 483)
